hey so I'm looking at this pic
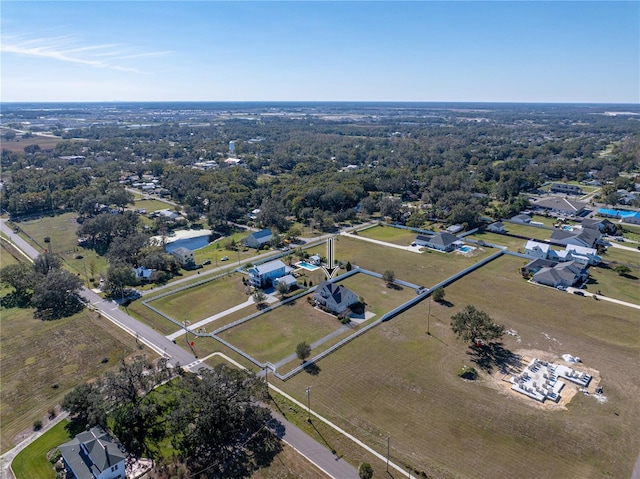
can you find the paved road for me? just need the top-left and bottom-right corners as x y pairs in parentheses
(0, 218), (361, 478)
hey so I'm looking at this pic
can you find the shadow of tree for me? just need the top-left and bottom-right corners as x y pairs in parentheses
(303, 362), (321, 375)
(466, 342), (521, 374)
(435, 299), (454, 308)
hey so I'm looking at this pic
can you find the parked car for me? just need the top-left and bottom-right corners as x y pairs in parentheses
(221, 256), (229, 261)
(573, 290), (585, 296)
(202, 259), (211, 265)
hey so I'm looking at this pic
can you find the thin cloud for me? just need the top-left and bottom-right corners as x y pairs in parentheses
(1, 34), (172, 72)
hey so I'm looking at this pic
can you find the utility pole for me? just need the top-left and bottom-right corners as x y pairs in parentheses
(305, 386), (311, 422)
(427, 298), (431, 336)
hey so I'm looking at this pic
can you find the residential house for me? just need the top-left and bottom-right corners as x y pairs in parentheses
(532, 261), (588, 288)
(248, 259), (287, 288)
(486, 221), (506, 233)
(415, 232), (460, 252)
(549, 227), (601, 249)
(309, 254), (322, 266)
(273, 274), (298, 291)
(313, 281), (359, 315)
(243, 229), (273, 249)
(581, 218), (615, 233)
(511, 213), (532, 224)
(133, 266), (153, 281)
(446, 224), (464, 234)
(156, 209), (180, 221)
(532, 197), (587, 217)
(524, 240), (551, 259)
(524, 240), (600, 265)
(550, 183), (584, 195)
(171, 247), (195, 268)
(59, 426), (126, 479)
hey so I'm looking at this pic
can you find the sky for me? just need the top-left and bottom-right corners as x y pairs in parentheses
(1, 1), (638, 103)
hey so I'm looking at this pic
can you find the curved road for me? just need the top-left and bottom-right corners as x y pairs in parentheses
(0, 218), (359, 478)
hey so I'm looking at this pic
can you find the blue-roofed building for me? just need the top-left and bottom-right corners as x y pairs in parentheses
(248, 259), (287, 288)
(58, 426), (126, 479)
(243, 229), (273, 249)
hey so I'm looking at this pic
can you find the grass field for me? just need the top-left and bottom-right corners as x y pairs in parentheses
(147, 274), (251, 324)
(0, 240), (24, 267)
(356, 224), (418, 246)
(130, 198), (172, 213)
(0, 135), (63, 153)
(500, 221), (553, 240)
(11, 213), (109, 283)
(11, 419), (73, 479)
(312, 235), (493, 288)
(0, 307), (150, 453)
(601, 245), (640, 268)
(467, 230), (527, 250)
(272, 255), (640, 479)
(585, 264), (640, 303)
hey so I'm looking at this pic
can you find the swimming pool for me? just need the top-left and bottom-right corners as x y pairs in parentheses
(561, 225), (574, 231)
(296, 261), (319, 271)
(598, 208), (640, 218)
(458, 245), (475, 253)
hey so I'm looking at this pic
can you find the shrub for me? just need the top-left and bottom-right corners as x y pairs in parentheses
(33, 419), (43, 431)
(457, 365), (478, 380)
(47, 447), (62, 464)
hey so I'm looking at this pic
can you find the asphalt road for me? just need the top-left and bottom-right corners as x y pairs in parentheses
(0, 218), (360, 478)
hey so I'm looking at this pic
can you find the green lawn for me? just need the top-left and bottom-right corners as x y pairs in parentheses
(467, 230), (527, 250)
(356, 224), (418, 246)
(131, 198), (171, 213)
(147, 274), (251, 324)
(601, 245), (640, 268)
(585, 264), (640, 303)
(1, 240), (23, 267)
(12, 420), (73, 479)
(500, 222), (552, 240)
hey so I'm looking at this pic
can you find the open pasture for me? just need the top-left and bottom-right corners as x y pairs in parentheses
(320, 235), (493, 288)
(468, 230), (527, 250)
(356, 224), (418, 246)
(0, 135), (62, 153)
(0, 307), (149, 453)
(601, 245), (640, 268)
(585, 264), (640, 303)
(500, 221), (553, 240)
(276, 254), (639, 479)
(130, 198), (170, 213)
(147, 274), (251, 324)
(218, 298), (346, 364)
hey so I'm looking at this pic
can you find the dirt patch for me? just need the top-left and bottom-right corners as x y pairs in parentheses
(485, 349), (602, 410)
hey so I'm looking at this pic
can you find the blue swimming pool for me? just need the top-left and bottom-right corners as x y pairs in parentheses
(458, 245), (475, 253)
(562, 225), (574, 231)
(296, 261), (319, 271)
(598, 208), (640, 218)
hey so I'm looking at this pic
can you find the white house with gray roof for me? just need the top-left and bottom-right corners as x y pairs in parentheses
(59, 426), (125, 479)
(414, 232), (461, 252)
(313, 281), (358, 315)
(243, 229), (273, 249)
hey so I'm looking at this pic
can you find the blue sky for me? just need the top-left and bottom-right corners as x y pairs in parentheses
(1, 1), (638, 103)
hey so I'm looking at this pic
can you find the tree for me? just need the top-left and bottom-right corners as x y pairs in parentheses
(0, 262), (35, 303)
(169, 365), (280, 476)
(31, 269), (84, 320)
(104, 264), (136, 298)
(382, 270), (395, 286)
(451, 305), (504, 344)
(358, 462), (374, 479)
(276, 281), (289, 297)
(253, 289), (267, 309)
(33, 252), (62, 275)
(296, 341), (311, 363)
(433, 286), (446, 303)
(62, 381), (107, 427)
(614, 265), (632, 276)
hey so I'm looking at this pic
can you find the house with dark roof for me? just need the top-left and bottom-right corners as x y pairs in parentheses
(532, 197), (587, 217)
(549, 227), (601, 249)
(313, 281), (358, 315)
(581, 218), (615, 233)
(243, 229), (273, 249)
(532, 261), (588, 288)
(59, 426), (125, 479)
(248, 259), (287, 288)
(414, 232), (460, 252)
